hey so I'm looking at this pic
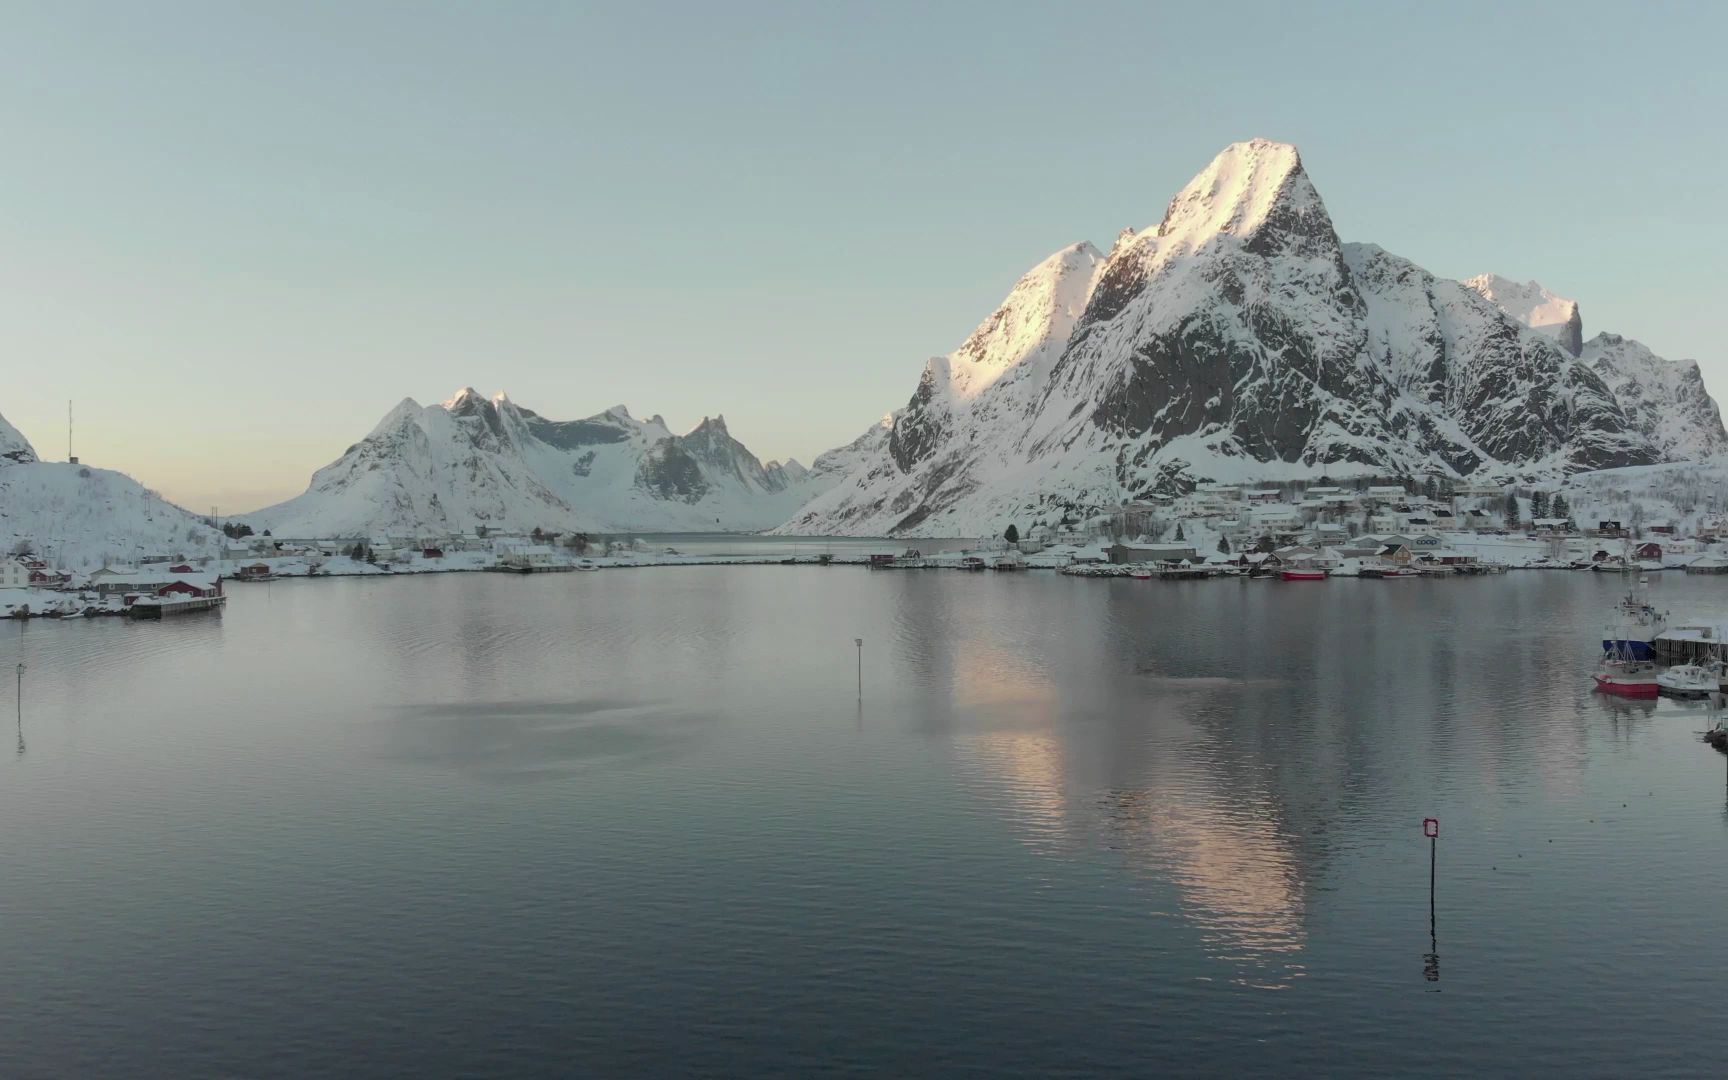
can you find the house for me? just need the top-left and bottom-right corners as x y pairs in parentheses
(154, 576), (222, 599)
(1595, 520), (1626, 538)
(1417, 548), (1479, 567)
(1270, 544), (1341, 571)
(0, 557), (31, 589)
(236, 562), (273, 580)
(1455, 482), (1505, 498)
(89, 568), (221, 597)
(1251, 508), (1303, 531)
(1410, 535), (1443, 549)
(421, 547), (445, 559)
(1378, 544), (1413, 565)
(1365, 485), (1407, 501)
(1531, 517), (1571, 533)
(167, 563), (196, 574)
(1648, 522), (1676, 535)
(1108, 543), (1199, 564)
(1635, 542), (1664, 560)
(501, 546), (556, 570)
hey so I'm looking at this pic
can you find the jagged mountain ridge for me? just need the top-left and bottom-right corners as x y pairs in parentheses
(779, 139), (1724, 537)
(1462, 284), (1726, 463)
(247, 389), (826, 536)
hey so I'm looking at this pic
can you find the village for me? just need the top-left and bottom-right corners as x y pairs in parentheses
(4, 478), (1726, 619)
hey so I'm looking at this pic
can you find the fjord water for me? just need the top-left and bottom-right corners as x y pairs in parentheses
(3, 569), (1725, 1077)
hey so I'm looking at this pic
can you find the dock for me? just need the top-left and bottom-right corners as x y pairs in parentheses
(128, 594), (228, 619)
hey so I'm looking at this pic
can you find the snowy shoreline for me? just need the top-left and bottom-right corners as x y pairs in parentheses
(0, 533), (1629, 621)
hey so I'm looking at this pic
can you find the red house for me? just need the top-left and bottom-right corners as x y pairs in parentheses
(1635, 542), (1664, 560)
(159, 579), (215, 598)
(167, 563), (196, 574)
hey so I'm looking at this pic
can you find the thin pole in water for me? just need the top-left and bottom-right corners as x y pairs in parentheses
(1423, 817), (1440, 984)
(854, 638), (863, 699)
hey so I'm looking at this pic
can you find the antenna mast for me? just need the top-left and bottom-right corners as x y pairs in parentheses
(68, 400), (77, 465)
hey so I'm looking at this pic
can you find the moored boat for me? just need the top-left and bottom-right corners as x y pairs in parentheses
(1656, 663), (1718, 699)
(1602, 590), (1667, 661)
(1279, 569), (1328, 581)
(1594, 656), (1660, 698)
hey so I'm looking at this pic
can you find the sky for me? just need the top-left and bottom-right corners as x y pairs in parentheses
(2, 1), (1725, 513)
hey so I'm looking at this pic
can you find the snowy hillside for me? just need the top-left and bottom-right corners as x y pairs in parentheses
(779, 139), (1725, 537)
(0, 462), (222, 570)
(246, 389), (833, 536)
(1554, 457), (1728, 537)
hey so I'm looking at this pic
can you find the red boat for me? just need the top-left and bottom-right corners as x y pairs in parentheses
(1279, 569), (1328, 581)
(1593, 658), (1660, 698)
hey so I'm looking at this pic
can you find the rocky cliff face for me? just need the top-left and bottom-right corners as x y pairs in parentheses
(779, 139), (1723, 537)
(1576, 333), (1727, 463)
(248, 389), (833, 536)
(0, 410), (37, 465)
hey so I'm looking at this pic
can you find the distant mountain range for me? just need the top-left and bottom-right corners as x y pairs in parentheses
(778, 139), (1725, 536)
(243, 389), (836, 536)
(4, 139), (1723, 551)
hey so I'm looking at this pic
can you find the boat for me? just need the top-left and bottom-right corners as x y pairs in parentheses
(1360, 565), (1418, 579)
(1592, 556), (1635, 573)
(1593, 652), (1660, 698)
(1657, 663), (1718, 699)
(1602, 590), (1667, 661)
(1128, 568), (1153, 580)
(1279, 569), (1328, 581)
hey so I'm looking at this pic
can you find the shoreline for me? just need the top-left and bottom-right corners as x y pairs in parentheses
(0, 544), (1636, 621)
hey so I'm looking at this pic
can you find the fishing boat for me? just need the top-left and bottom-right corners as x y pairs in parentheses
(1656, 663), (1718, 699)
(1593, 652), (1660, 698)
(1128, 568), (1153, 580)
(1602, 590), (1667, 661)
(1279, 569), (1328, 581)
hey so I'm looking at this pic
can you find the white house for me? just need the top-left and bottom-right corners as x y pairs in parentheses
(0, 557), (31, 589)
(502, 545), (557, 570)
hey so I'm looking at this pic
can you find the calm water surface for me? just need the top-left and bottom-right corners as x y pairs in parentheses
(2, 568), (1726, 1077)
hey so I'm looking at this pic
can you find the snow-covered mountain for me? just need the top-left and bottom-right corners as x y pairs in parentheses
(1465, 280), (1726, 463)
(1574, 334), (1726, 462)
(1462, 274), (1583, 356)
(780, 139), (1725, 537)
(0, 409), (224, 570)
(245, 389), (828, 536)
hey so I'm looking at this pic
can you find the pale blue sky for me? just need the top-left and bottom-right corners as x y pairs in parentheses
(2, 0), (1724, 511)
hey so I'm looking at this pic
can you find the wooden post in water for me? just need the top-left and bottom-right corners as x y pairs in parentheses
(854, 638), (863, 699)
